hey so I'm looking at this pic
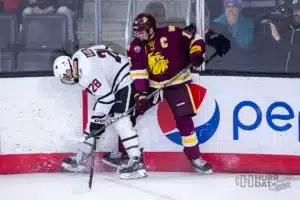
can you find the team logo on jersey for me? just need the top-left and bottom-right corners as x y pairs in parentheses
(148, 52), (169, 75)
(143, 17), (148, 23)
(157, 84), (220, 145)
(134, 46), (141, 53)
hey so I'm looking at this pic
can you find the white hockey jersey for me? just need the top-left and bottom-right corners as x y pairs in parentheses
(72, 45), (132, 116)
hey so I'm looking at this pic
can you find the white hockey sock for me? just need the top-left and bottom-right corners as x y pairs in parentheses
(121, 134), (140, 157)
(113, 115), (141, 158)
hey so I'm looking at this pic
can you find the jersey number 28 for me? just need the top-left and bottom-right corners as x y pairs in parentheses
(88, 78), (101, 93)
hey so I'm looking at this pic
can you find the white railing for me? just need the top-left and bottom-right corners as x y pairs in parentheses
(125, 0), (134, 49)
(95, 0), (102, 45)
(195, 0), (205, 71)
(186, 0), (193, 26)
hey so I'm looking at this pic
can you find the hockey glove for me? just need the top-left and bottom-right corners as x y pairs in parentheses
(89, 115), (106, 138)
(206, 29), (231, 57)
(134, 94), (151, 116)
(183, 23), (196, 34)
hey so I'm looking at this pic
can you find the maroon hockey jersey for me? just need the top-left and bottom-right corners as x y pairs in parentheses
(127, 25), (205, 95)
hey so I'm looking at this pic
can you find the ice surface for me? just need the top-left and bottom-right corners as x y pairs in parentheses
(1, 172), (299, 200)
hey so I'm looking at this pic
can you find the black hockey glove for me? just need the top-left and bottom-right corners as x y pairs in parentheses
(206, 29), (231, 57)
(183, 23), (197, 34)
(89, 115), (106, 138)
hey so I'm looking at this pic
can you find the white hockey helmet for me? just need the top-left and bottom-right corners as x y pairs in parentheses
(53, 55), (78, 85)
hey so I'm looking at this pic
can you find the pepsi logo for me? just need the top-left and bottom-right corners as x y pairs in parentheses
(156, 83), (220, 145)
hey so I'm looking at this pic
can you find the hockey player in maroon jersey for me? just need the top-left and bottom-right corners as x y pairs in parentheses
(103, 17), (230, 172)
(127, 13), (213, 174)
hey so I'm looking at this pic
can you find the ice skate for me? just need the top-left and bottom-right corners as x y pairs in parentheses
(102, 152), (129, 168)
(61, 152), (89, 173)
(191, 157), (213, 175)
(117, 156), (148, 180)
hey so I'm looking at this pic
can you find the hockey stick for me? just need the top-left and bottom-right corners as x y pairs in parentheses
(86, 65), (191, 189)
(88, 134), (97, 189)
(80, 51), (218, 143)
(205, 51), (218, 64)
(79, 64), (193, 143)
(86, 52), (218, 188)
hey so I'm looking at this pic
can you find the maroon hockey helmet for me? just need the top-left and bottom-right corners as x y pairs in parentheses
(133, 13), (156, 41)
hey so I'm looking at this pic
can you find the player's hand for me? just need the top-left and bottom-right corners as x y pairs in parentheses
(261, 19), (271, 24)
(134, 95), (151, 116)
(183, 23), (196, 34)
(89, 115), (106, 138)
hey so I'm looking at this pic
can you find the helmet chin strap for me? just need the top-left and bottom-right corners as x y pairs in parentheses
(140, 29), (154, 44)
(61, 78), (77, 85)
(149, 31), (155, 40)
(60, 58), (78, 85)
(69, 58), (80, 83)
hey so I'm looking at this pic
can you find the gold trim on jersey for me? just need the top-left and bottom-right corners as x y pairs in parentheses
(186, 84), (197, 113)
(149, 70), (192, 88)
(130, 69), (149, 80)
(189, 34), (203, 49)
(189, 45), (202, 55)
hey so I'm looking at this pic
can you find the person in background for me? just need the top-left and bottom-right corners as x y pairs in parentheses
(0, 0), (20, 14)
(261, 0), (300, 72)
(0, 0), (3, 14)
(207, 0), (254, 71)
(213, 0), (254, 49)
(144, 1), (166, 22)
(22, 0), (75, 43)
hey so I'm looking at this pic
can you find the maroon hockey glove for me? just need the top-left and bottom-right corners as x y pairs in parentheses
(134, 95), (151, 116)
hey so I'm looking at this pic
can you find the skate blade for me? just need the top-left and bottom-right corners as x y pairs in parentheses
(61, 163), (87, 173)
(119, 169), (148, 180)
(195, 168), (214, 175)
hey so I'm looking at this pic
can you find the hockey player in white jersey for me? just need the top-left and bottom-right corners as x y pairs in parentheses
(52, 45), (147, 180)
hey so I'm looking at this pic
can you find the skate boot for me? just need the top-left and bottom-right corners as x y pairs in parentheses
(102, 152), (129, 168)
(191, 157), (213, 175)
(61, 151), (89, 173)
(117, 156), (148, 180)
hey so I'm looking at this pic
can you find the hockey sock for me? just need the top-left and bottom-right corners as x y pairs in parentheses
(176, 115), (200, 160)
(114, 115), (141, 158)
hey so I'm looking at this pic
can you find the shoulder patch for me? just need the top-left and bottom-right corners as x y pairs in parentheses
(168, 25), (176, 32)
(81, 48), (96, 57)
(134, 46), (141, 53)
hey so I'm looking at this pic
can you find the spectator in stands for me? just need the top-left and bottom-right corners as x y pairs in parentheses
(212, 0), (254, 49)
(0, 0), (20, 14)
(0, 0), (3, 14)
(206, 0), (255, 71)
(144, 1), (166, 22)
(22, 0), (74, 43)
(261, 0), (300, 72)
